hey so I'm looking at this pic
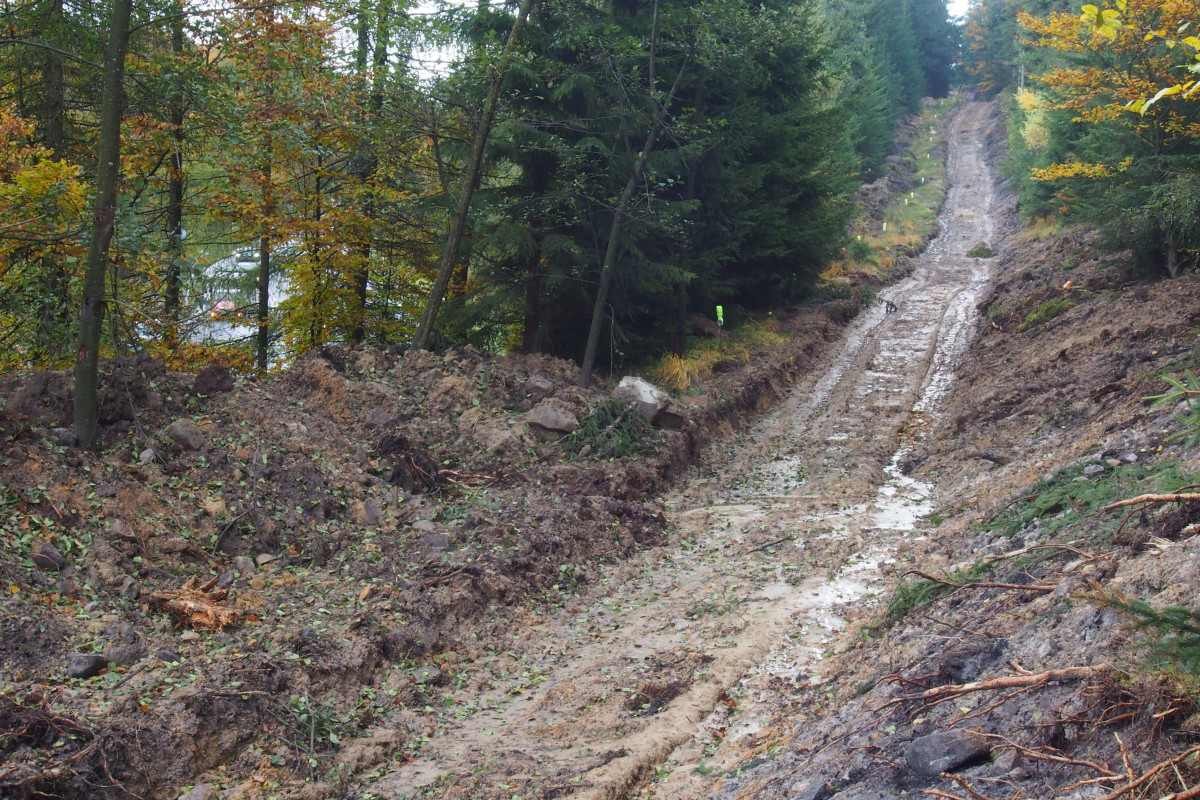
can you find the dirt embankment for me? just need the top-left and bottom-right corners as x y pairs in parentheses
(689, 113), (1200, 800)
(0, 287), (860, 798)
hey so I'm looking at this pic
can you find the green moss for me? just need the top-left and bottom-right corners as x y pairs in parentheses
(1017, 298), (1072, 331)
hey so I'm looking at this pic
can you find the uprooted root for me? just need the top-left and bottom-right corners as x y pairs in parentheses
(0, 697), (125, 798)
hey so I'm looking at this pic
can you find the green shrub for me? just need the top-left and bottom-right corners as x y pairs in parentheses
(1017, 298), (1072, 331)
(966, 242), (997, 258)
(563, 397), (661, 460)
(1108, 595), (1200, 675)
(1148, 369), (1200, 448)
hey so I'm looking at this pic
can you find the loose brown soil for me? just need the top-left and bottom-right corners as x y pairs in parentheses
(3, 98), (1200, 800)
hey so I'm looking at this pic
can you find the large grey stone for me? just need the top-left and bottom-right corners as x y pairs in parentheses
(906, 729), (992, 776)
(179, 785), (219, 800)
(526, 402), (578, 434)
(613, 376), (670, 419)
(527, 373), (555, 399)
(166, 418), (206, 451)
(67, 654), (108, 679)
(419, 532), (451, 552)
(787, 777), (833, 800)
(32, 540), (67, 571)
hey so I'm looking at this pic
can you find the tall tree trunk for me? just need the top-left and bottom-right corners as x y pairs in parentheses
(672, 149), (701, 356)
(44, 0), (64, 156)
(35, 0), (71, 361)
(411, 0), (536, 352)
(256, 144), (274, 374)
(350, 0), (392, 343)
(1165, 229), (1179, 279)
(74, 0), (133, 449)
(579, 0), (686, 387)
(521, 239), (543, 353)
(257, 229), (271, 373)
(164, 0), (185, 328)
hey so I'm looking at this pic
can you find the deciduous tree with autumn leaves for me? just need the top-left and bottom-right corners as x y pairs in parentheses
(974, 0), (1200, 276)
(0, 0), (958, 447)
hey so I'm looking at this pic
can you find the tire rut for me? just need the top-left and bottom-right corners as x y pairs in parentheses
(363, 100), (1000, 800)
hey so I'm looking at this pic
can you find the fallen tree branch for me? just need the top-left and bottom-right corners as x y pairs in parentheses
(983, 731), (1117, 777)
(1103, 493), (1200, 511)
(1096, 743), (1200, 800)
(746, 534), (796, 554)
(978, 540), (1091, 565)
(898, 665), (1106, 707)
(942, 773), (1003, 800)
(901, 570), (1056, 593)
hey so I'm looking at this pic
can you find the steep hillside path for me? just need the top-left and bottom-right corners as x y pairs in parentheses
(364, 100), (999, 800)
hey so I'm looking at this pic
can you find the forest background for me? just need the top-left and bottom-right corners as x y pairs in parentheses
(2, 0), (1197, 447)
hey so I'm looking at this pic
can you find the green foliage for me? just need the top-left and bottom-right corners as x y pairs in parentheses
(887, 561), (996, 622)
(0, 0), (962, 377)
(1017, 298), (1072, 331)
(966, 242), (998, 258)
(562, 397), (661, 461)
(983, 459), (1196, 542)
(1147, 370), (1200, 448)
(1108, 596), (1200, 675)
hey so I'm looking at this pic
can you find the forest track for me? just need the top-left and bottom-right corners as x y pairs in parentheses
(364, 100), (999, 800)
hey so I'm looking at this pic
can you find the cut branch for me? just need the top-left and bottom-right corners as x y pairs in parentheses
(1103, 493), (1200, 511)
(901, 570), (1056, 593)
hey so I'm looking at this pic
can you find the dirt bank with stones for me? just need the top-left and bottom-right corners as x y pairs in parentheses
(659, 105), (1200, 800)
(0, 286), (863, 796)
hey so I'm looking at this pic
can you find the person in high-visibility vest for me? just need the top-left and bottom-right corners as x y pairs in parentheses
(716, 305), (724, 327)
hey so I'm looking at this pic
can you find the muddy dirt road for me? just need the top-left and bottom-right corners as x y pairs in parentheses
(365, 100), (998, 800)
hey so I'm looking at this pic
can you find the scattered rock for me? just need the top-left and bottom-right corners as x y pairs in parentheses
(67, 653), (108, 679)
(363, 498), (381, 525)
(139, 447), (157, 464)
(120, 576), (141, 600)
(50, 427), (75, 446)
(216, 571), (236, 589)
(906, 729), (992, 777)
(193, 364), (234, 395)
(179, 784), (219, 800)
(31, 540), (67, 571)
(787, 777), (833, 800)
(96, 482), (116, 498)
(103, 642), (143, 667)
(527, 373), (556, 399)
(413, 519), (437, 534)
(365, 406), (393, 427)
(526, 401), (579, 434)
(613, 376), (670, 419)
(155, 650), (183, 663)
(413, 663), (442, 684)
(166, 418), (206, 451)
(232, 556), (256, 574)
(419, 532), (451, 552)
(653, 403), (688, 430)
(1082, 464), (1105, 477)
(254, 553), (278, 567)
(180, 631), (201, 643)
